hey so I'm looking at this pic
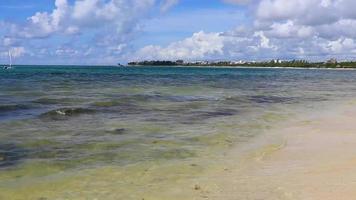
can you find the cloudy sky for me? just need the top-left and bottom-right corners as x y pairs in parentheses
(1, 0), (356, 65)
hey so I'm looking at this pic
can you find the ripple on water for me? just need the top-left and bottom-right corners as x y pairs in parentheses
(0, 104), (33, 113)
(32, 97), (86, 105)
(248, 95), (297, 104)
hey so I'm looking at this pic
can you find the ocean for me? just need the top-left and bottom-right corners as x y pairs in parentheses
(1, 66), (356, 199)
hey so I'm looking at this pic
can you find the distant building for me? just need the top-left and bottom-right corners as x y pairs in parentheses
(232, 60), (246, 64)
(326, 58), (337, 64)
(272, 59), (283, 64)
(195, 61), (209, 65)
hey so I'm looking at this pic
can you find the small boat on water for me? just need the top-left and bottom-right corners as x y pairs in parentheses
(2, 50), (13, 70)
(117, 63), (125, 67)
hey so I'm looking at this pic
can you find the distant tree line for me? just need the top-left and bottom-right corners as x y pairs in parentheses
(127, 59), (356, 69)
(128, 60), (179, 66)
(239, 60), (314, 68)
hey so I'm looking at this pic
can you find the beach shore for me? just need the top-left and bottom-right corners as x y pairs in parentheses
(197, 101), (356, 200)
(2, 66), (356, 200)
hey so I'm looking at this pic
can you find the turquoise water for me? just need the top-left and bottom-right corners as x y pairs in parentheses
(1, 66), (356, 199)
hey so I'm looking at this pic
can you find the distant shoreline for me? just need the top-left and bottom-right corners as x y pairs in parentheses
(126, 65), (356, 70)
(128, 59), (356, 69)
(4, 64), (356, 70)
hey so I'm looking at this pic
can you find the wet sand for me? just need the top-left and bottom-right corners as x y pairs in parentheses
(200, 101), (356, 200)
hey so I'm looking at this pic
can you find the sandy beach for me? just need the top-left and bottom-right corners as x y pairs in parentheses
(196, 101), (356, 200)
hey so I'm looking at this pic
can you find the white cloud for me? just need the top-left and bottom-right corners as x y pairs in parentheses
(254, 31), (277, 49)
(132, 30), (280, 61)
(3, 0), (356, 64)
(133, 31), (225, 60)
(55, 47), (79, 56)
(132, 0), (356, 62)
(0, 0), (166, 64)
(266, 21), (314, 39)
(16, 0), (156, 39)
(160, 0), (179, 12)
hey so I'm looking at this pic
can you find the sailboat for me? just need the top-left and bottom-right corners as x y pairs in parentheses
(3, 50), (13, 70)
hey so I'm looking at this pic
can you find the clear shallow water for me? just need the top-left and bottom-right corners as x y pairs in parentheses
(1, 66), (356, 199)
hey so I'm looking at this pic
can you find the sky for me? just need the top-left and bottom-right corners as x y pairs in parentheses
(1, 0), (356, 65)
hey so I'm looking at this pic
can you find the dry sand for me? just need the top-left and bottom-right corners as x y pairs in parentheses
(194, 102), (356, 200)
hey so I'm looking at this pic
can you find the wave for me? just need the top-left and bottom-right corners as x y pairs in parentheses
(40, 107), (95, 120)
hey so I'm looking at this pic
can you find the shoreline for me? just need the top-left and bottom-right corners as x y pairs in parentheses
(196, 99), (356, 200)
(2, 66), (356, 199)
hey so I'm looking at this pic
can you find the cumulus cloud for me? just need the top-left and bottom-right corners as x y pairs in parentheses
(132, 30), (279, 61)
(0, 0), (172, 64)
(3, 0), (356, 64)
(16, 0), (155, 39)
(134, 31), (225, 60)
(133, 0), (356, 61)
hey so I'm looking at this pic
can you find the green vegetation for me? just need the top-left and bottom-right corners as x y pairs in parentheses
(128, 60), (178, 66)
(127, 59), (356, 69)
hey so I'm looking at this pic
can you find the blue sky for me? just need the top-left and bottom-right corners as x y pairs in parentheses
(1, 0), (356, 65)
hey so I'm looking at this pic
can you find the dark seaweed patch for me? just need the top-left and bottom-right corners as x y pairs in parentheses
(224, 96), (249, 104)
(33, 97), (79, 105)
(182, 109), (238, 123)
(164, 95), (212, 102)
(92, 101), (124, 107)
(104, 94), (211, 104)
(106, 128), (127, 135)
(153, 148), (196, 160)
(0, 144), (27, 168)
(195, 109), (237, 118)
(248, 95), (296, 104)
(0, 104), (32, 113)
(93, 102), (149, 115)
(144, 108), (239, 124)
(107, 94), (162, 103)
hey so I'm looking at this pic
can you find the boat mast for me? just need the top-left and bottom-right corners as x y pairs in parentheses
(8, 50), (12, 67)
